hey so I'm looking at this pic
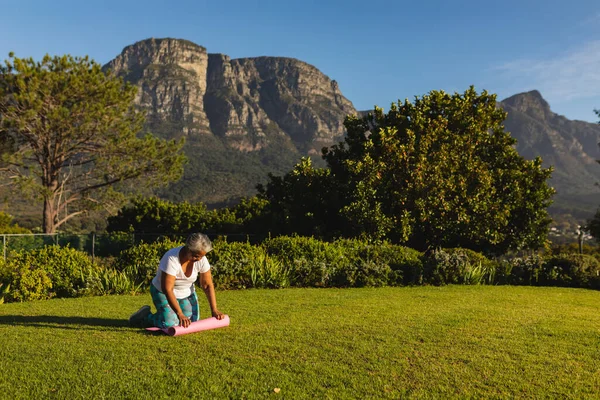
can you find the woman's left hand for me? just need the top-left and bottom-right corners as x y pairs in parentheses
(212, 309), (225, 320)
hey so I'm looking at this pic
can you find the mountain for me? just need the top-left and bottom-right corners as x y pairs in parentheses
(103, 38), (356, 205)
(499, 91), (600, 219)
(104, 39), (600, 218)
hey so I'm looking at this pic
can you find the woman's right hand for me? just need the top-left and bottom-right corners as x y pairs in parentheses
(177, 313), (191, 328)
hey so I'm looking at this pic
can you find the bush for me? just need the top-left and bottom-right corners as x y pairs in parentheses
(1, 245), (94, 301)
(210, 240), (269, 289)
(82, 266), (143, 296)
(248, 253), (290, 289)
(497, 255), (545, 285)
(263, 236), (423, 288)
(543, 254), (600, 289)
(329, 259), (392, 288)
(379, 245), (423, 286)
(423, 248), (495, 285)
(116, 238), (183, 287)
(264, 236), (345, 287)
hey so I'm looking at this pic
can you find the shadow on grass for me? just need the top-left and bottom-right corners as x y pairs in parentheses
(0, 315), (129, 330)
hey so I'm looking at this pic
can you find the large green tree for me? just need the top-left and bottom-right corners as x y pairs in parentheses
(0, 54), (186, 233)
(262, 87), (555, 254)
(257, 157), (343, 238)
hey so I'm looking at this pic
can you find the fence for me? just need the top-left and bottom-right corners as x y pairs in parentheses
(0, 232), (265, 261)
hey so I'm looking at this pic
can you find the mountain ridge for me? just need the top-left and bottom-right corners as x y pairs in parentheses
(104, 38), (600, 220)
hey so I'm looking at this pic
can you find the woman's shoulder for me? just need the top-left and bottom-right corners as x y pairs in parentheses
(166, 246), (183, 256)
(161, 246), (183, 262)
(195, 256), (211, 272)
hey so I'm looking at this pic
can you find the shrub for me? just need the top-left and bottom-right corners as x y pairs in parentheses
(543, 254), (600, 289)
(249, 253), (290, 289)
(264, 236), (345, 287)
(82, 266), (143, 296)
(290, 257), (330, 287)
(116, 238), (183, 287)
(1, 245), (94, 301)
(348, 240), (423, 285)
(264, 236), (333, 265)
(502, 254), (548, 286)
(11, 268), (53, 302)
(423, 248), (495, 285)
(93, 232), (137, 257)
(330, 260), (392, 288)
(210, 240), (268, 289)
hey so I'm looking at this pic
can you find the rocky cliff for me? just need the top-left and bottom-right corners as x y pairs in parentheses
(105, 38), (356, 153)
(500, 91), (600, 216)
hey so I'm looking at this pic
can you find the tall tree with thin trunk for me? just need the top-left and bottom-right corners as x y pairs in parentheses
(0, 53), (186, 233)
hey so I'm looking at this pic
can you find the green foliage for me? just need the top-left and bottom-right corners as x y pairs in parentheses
(263, 236), (344, 286)
(248, 253), (290, 289)
(0, 212), (30, 234)
(107, 196), (269, 239)
(0, 54), (186, 233)
(585, 208), (600, 243)
(329, 260), (392, 288)
(212, 196), (269, 235)
(107, 197), (211, 234)
(497, 255), (545, 285)
(543, 254), (600, 289)
(116, 238), (183, 287)
(0, 245), (94, 301)
(423, 248), (495, 285)
(496, 253), (600, 289)
(210, 240), (268, 289)
(334, 238), (424, 285)
(257, 158), (343, 238)
(93, 232), (136, 257)
(263, 236), (423, 288)
(83, 266), (143, 296)
(262, 87), (554, 253)
(0, 282), (8, 304)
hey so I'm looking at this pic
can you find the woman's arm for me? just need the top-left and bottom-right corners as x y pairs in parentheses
(198, 270), (225, 320)
(161, 271), (191, 328)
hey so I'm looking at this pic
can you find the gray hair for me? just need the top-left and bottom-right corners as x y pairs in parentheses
(185, 233), (213, 253)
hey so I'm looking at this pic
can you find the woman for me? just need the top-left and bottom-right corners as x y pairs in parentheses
(129, 233), (225, 328)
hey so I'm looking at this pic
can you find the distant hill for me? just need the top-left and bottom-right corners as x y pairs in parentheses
(499, 90), (600, 219)
(103, 38), (356, 205)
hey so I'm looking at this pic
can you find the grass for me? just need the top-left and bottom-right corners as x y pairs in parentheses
(0, 286), (599, 399)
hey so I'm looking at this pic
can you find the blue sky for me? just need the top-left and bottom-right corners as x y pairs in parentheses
(1, 0), (599, 122)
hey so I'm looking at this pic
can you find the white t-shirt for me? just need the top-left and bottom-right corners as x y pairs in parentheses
(151, 246), (211, 299)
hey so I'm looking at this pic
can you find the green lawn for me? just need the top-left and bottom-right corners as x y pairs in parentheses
(0, 286), (599, 399)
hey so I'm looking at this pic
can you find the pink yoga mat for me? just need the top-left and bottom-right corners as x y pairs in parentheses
(146, 315), (230, 336)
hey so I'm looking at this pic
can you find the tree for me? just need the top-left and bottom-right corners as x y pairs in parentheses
(107, 197), (210, 235)
(262, 87), (555, 254)
(0, 54), (186, 233)
(257, 157), (344, 238)
(0, 211), (29, 234)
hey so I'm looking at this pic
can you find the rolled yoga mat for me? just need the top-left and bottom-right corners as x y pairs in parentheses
(146, 315), (230, 336)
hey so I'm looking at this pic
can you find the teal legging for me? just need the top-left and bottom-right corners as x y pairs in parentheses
(146, 285), (200, 328)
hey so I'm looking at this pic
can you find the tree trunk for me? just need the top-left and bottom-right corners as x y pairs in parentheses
(42, 176), (59, 234)
(42, 195), (56, 234)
